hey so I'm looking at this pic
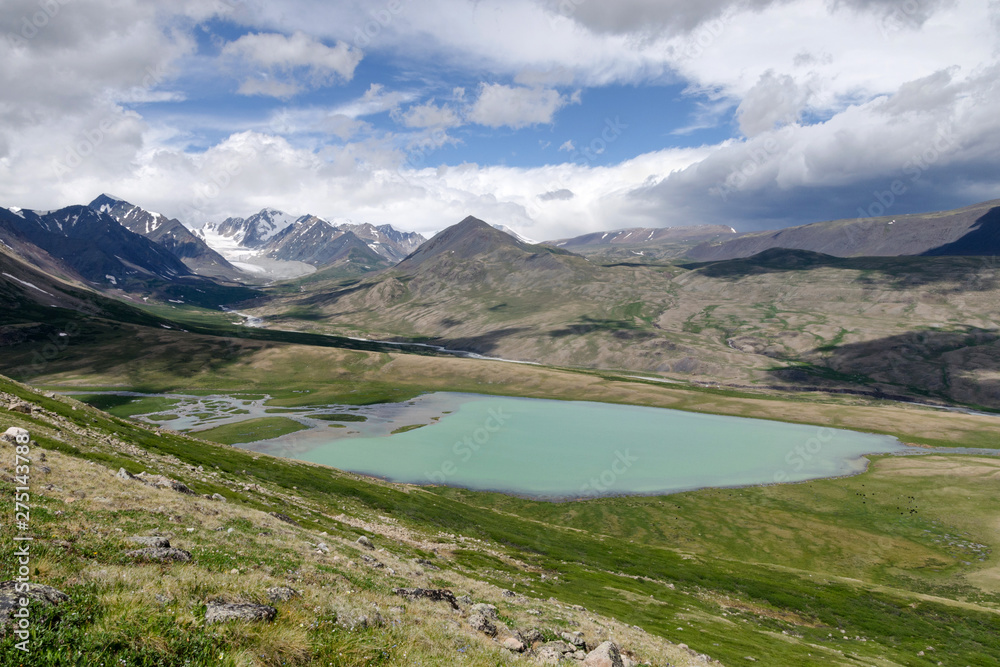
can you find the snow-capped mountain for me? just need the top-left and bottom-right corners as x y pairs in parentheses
(88, 195), (240, 280)
(196, 208), (426, 269)
(0, 204), (190, 285)
(490, 224), (538, 245)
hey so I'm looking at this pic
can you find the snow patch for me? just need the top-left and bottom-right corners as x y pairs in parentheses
(105, 274), (118, 285)
(2, 272), (54, 296)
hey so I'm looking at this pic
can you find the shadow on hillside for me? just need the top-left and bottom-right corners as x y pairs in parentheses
(766, 327), (1000, 408)
(681, 249), (998, 290)
(549, 317), (657, 341)
(432, 327), (533, 355)
(923, 207), (1000, 256)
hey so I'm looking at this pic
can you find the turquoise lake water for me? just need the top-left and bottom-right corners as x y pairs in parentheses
(283, 394), (908, 499)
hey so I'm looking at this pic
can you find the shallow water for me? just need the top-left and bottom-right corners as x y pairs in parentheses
(268, 394), (908, 499)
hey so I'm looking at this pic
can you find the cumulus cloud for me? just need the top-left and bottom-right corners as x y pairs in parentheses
(331, 83), (416, 118)
(736, 71), (809, 136)
(468, 84), (572, 129)
(393, 101), (462, 129)
(222, 31), (362, 97)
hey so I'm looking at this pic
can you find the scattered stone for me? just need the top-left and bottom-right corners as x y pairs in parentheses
(361, 554), (384, 568)
(561, 631), (587, 649)
(519, 628), (545, 645)
(414, 558), (440, 570)
(8, 401), (32, 415)
(210, 493), (227, 502)
(471, 603), (498, 619)
(125, 547), (192, 562)
(356, 536), (375, 550)
(315, 542), (331, 554)
(583, 641), (625, 667)
(458, 594), (473, 605)
(469, 612), (497, 637)
(127, 536), (171, 548)
(0, 581), (68, 625)
(571, 650), (588, 660)
(502, 589), (516, 597)
(1, 427), (29, 443)
(392, 587), (460, 610)
(502, 637), (526, 653)
(269, 512), (299, 526)
(140, 474), (195, 495)
(537, 641), (576, 663)
(205, 601), (276, 624)
(38, 466), (51, 474)
(115, 468), (136, 481)
(266, 587), (299, 603)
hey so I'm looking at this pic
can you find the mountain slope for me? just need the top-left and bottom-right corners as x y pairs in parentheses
(0, 205), (191, 286)
(688, 199), (1000, 261)
(262, 217), (389, 268)
(89, 195), (242, 280)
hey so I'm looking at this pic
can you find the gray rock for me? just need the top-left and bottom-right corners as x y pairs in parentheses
(141, 474), (195, 495)
(519, 628), (546, 645)
(127, 536), (171, 548)
(470, 603), (498, 619)
(539, 640), (576, 655)
(205, 601), (276, 624)
(502, 589), (516, 597)
(8, 402), (32, 415)
(1, 427), (29, 443)
(356, 535), (375, 550)
(561, 631), (587, 648)
(115, 468), (136, 481)
(361, 554), (384, 568)
(414, 558), (440, 570)
(502, 637), (526, 652)
(458, 594), (473, 605)
(468, 612), (497, 637)
(266, 586), (299, 603)
(583, 641), (625, 667)
(392, 587), (459, 610)
(126, 547), (192, 562)
(268, 512), (299, 526)
(211, 493), (227, 502)
(0, 581), (68, 625)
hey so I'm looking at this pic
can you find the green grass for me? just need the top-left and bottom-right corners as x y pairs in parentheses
(389, 424), (425, 434)
(314, 413), (368, 422)
(191, 417), (308, 445)
(75, 394), (181, 418)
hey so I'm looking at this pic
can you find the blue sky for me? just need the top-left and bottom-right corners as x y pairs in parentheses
(1, 0), (998, 240)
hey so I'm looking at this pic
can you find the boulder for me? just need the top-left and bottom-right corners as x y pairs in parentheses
(8, 401), (32, 415)
(561, 631), (587, 649)
(205, 601), (276, 624)
(583, 641), (625, 667)
(356, 536), (375, 550)
(127, 536), (171, 548)
(115, 468), (136, 481)
(537, 641), (575, 664)
(266, 586), (299, 603)
(1, 427), (29, 443)
(210, 493), (227, 502)
(470, 602), (498, 619)
(0, 581), (68, 625)
(125, 547), (192, 562)
(268, 512), (299, 526)
(502, 637), (526, 653)
(468, 612), (497, 637)
(519, 628), (545, 645)
(361, 554), (384, 568)
(392, 587), (460, 610)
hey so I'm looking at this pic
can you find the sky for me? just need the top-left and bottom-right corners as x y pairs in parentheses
(1, 0), (998, 240)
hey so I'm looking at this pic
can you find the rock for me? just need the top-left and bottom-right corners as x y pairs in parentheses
(141, 474), (195, 495)
(414, 558), (440, 570)
(38, 466), (51, 474)
(127, 536), (171, 548)
(356, 536), (375, 550)
(154, 594), (173, 605)
(266, 587), (299, 602)
(315, 542), (331, 554)
(502, 589), (516, 597)
(519, 628), (545, 645)
(8, 401), (32, 415)
(125, 547), (192, 562)
(468, 612), (497, 637)
(210, 493), (227, 502)
(0, 581), (68, 625)
(561, 631), (587, 649)
(269, 512), (299, 526)
(115, 468), (136, 481)
(539, 641), (576, 655)
(583, 641), (625, 667)
(537, 642), (575, 664)
(458, 594), (472, 605)
(572, 650), (588, 660)
(392, 587), (460, 610)
(470, 603), (498, 619)
(205, 601), (276, 624)
(1, 427), (29, 443)
(361, 554), (384, 568)
(502, 637), (526, 652)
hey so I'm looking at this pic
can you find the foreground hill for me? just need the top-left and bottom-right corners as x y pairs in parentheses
(688, 199), (1000, 261)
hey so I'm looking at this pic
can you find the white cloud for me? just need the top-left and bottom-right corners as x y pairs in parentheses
(559, 140), (575, 152)
(468, 84), (572, 129)
(222, 31), (362, 97)
(394, 101), (462, 129)
(331, 83), (417, 118)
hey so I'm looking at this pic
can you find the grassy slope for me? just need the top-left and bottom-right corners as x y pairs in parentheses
(192, 417), (309, 445)
(1, 376), (999, 665)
